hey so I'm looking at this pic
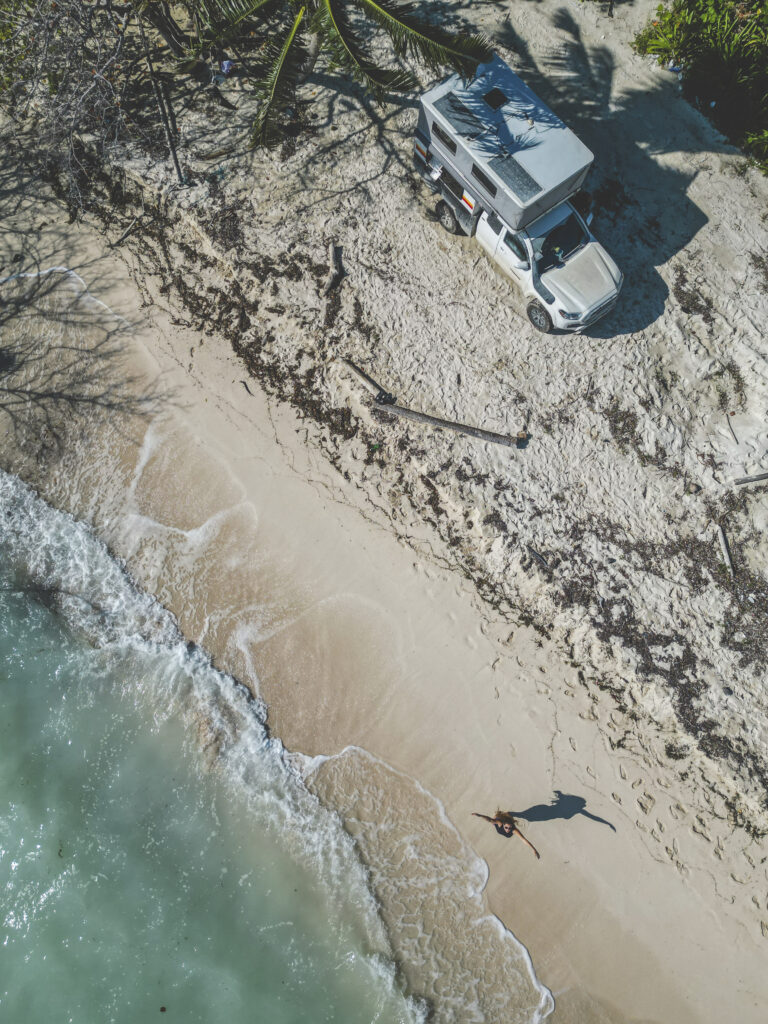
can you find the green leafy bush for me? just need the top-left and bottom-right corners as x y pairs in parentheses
(634, 0), (768, 171)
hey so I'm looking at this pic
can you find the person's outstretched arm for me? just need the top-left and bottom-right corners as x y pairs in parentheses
(514, 828), (540, 859)
(472, 812), (496, 823)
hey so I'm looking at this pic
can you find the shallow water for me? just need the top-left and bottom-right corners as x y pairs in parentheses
(0, 470), (417, 1024)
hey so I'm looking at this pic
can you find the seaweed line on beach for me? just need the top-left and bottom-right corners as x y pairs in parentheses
(40, 151), (768, 843)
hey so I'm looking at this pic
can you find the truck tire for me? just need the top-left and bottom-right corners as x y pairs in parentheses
(436, 199), (460, 235)
(526, 301), (553, 333)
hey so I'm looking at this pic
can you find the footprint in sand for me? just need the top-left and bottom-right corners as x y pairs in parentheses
(668, 802), (686, 821)
(665, 839), (686, 873)
(637, 792), (656, 815)
(691, 817), (711, 841)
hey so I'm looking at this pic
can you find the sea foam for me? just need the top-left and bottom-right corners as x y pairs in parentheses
(0, 468), (421, 1022)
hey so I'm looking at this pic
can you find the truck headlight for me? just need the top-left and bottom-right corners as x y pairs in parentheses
(558, 310), (580, 320)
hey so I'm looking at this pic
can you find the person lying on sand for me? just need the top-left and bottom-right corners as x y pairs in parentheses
(472, 811), (540, 859)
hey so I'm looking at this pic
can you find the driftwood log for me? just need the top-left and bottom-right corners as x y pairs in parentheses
(373, 402), (519, 449)
(342, 358), (521, 450)
(734, 470), (768, 486)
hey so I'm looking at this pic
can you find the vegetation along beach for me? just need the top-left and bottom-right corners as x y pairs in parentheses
(1, 1), (767, 1021)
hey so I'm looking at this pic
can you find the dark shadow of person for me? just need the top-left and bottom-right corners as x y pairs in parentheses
(506, 790), (617, 832)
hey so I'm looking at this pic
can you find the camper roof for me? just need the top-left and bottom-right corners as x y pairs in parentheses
(422, 56), (593, 207)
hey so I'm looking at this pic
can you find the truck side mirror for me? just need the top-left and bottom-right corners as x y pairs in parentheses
(511, 256), (530, 271)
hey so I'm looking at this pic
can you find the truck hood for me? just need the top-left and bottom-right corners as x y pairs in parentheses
(541, 242), (621, 313)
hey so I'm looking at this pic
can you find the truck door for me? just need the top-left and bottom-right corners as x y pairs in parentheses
(475, 210), (504, 258)
(495, 229), (530, 281)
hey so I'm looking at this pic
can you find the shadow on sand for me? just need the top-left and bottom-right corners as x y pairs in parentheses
(505, 790), (617, 832)
(495, 8), (727, 335)
(0, 155), (168, 453)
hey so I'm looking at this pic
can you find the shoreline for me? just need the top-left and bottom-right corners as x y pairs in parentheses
(0, 251), (554, 1020)
(3, 0), (768, 1015)
(48, 29), (768, 835)
(1, 166), (766, 1022)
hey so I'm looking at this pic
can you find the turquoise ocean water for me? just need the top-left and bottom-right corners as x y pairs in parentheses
(0, 469), (419, 1023)
(0, 266), (555, 1024)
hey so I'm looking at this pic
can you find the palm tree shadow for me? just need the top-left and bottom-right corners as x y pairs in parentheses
(494, 8), (727, 335)
(506, 790), (617, 832)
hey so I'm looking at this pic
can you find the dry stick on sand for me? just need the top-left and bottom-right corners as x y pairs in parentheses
(322, 243), (343, 295)
(716, 524), (734, 575)
(726, 415), (739, 445)
(341, 358), (521, 449)
(109, 213), (151, 248)
(734, 470), (768, 486)
(526, 545), (550, 570)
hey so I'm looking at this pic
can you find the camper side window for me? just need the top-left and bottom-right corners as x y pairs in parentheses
(471, 165), (498, 198)
(486, 212), (503, 235)
(431, 122), (457, 154)
(503, 232), (528, 263)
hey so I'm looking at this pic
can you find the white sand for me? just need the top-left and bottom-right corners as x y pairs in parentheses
(2, 0), (768, 1019)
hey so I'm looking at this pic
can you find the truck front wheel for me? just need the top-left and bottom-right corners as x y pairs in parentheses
(526, 301), (553, 333)
(436, 199), (460, 235)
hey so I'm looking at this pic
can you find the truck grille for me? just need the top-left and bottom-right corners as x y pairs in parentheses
(582, 296), (616, 327)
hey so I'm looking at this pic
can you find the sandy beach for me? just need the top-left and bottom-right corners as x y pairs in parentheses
(3, 0), (768, 1020)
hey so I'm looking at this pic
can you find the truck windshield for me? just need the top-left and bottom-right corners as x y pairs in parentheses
(535, 213), (588, 272)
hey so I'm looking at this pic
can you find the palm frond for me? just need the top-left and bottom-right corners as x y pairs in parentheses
(313, 0), (416, 97)
(194, 0), (278, 34)
(250, 4), (307, 147)
(352, 0), (491, 77)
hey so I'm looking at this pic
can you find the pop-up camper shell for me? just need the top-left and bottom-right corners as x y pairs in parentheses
(415, 56), (593, 233)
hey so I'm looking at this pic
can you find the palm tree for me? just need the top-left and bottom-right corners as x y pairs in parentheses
(1, 0), (489, 195)
(142, 0), (491, 146)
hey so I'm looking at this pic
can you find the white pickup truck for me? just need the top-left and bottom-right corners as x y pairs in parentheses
(415, 56), (623, 332)
(472, 200), (622, 332)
